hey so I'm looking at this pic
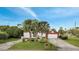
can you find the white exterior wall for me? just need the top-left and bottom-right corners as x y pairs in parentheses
(23, 32), (34, 38)
(38, 33), (45, 38)
(23, 32), (30, 38)
(23, 32), (58, 39)
(48, 34), (58, 39)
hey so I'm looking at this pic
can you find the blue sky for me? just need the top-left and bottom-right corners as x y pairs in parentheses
(0, 7), (79, 30)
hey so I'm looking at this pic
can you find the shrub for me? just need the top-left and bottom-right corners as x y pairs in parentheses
(75, 34), (79, 38)
(0, 31), (9, 39)
(6, 27), (23, 38)
(59, 34), (68, 40)
(62, 35), (68, 40)
(30, 38), (35, 42)
(58, 35), (62, 38)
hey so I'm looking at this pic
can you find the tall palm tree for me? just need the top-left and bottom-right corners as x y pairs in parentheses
(32, 19), (39, 41)
(23, 19), (32, 40)
(39, 21), (50, 42)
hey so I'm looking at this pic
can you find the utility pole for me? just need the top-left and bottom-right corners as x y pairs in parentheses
(75, 20), (76, 29)
(74, 15), (77, 29)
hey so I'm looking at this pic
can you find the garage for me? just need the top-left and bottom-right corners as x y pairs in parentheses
(48, 32), (59, 39)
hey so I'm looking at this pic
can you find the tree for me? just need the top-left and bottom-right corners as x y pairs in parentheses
(0, 25), (9, 31)
(40, 21), (50, 48)
(23, 19), (33, 40)
(58, 27), (68, 39)
(38, 21), (50, 42)
(6, 26), (23, 38)
(0, 31), (9, 39)
(23, 19), (50, 42)
(69, 28), (79, 37)
(52, 28), (57, 32)
(32, 19), (39, 41)
(58, 27), (65, 35)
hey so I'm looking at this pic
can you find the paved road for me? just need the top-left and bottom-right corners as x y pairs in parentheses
(0, 39), (22, 51)
(48, 38), (79, 51)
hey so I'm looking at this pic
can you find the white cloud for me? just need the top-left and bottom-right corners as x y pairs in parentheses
(20, 7), (39, 20)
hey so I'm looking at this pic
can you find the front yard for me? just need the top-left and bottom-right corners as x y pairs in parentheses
(9, 39), (57, 50)
(65, 36), (79, 47)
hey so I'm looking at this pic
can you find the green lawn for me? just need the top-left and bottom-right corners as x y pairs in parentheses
(65, 36), (79, 47)
(9, 40), (57, 50)
(0, 38), (18, 44)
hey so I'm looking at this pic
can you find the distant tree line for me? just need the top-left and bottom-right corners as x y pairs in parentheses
(68, 27), (79, 37)
(58, 27), (79, 39)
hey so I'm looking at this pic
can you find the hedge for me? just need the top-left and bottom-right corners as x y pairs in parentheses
(0, 31), (9, 39)
(59, 34), (68, 40)
(6, 27), (23, 38)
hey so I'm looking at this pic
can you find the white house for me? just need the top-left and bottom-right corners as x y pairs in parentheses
(23, 32), (34, 38)
(23, 31), (58, 39)
(37, 33), (45, 38)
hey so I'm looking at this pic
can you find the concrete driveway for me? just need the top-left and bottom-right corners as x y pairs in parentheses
(48, 38), (79, 51)
(0, 39), (22, 51)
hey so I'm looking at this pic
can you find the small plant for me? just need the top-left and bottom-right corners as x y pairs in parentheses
(62, 35), (68, 40)
(44, 42), (56, 50)
(40, 39), (46, 43)
(22, 38), (25, 42)
(31, 38), (35, 42)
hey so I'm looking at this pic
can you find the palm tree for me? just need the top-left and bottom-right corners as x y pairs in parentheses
(32, 19), (39, 41)
(23, 19), (32, 40)
(23, 19), (50, 43)
(38, 21), (50, 49)
(43, 22), (50, 43)
(39, 21), (50, 42)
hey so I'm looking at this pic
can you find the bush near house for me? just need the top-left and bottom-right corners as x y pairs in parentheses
(0, 31), (9, 39)
(59, 34), (68, 40)
(0, 31), (18, 44)
(58, 27), (68, 40)
(6, 27), (23, 38)
(0, 26), (23, 44)
(0, 26), (23, 38)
